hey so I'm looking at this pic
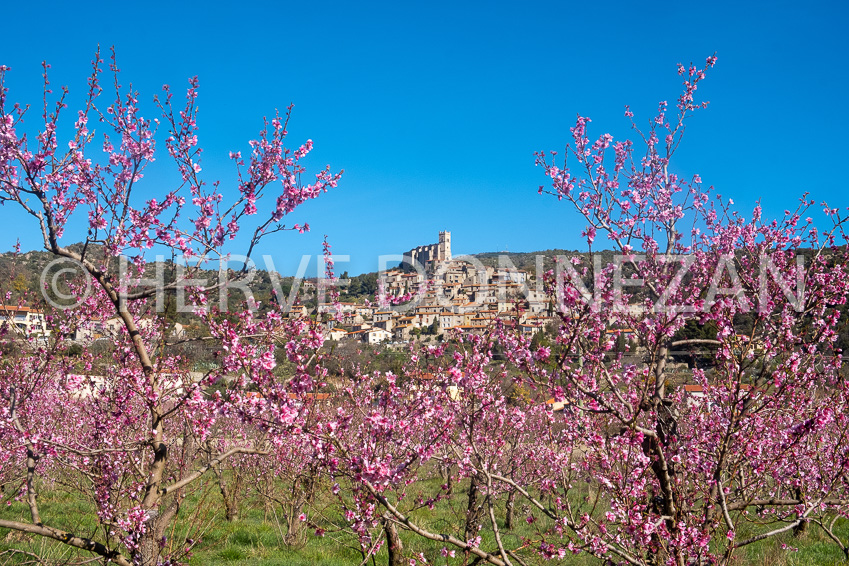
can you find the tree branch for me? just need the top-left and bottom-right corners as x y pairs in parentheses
(160, 447), (269, 496)
(0, 519), (131, 566)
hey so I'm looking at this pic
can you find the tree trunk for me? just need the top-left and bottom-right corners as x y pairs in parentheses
(465, 475), (484, 542)
(137, 513), (165, 566)
(138, 534), (161, 566)
(382, 514), (404, 566)
(224, 498), (239, 522)
(218, 470), (240, 522)
(136, 490), (183, 565)
(282, 501), (305, 546)
(793, 488), (807, 536)
(505, 489), (516, 530)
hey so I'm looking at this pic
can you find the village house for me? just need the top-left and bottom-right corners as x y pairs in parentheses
(519, 323), (541, 338)
(0, 304), (49, 338)
(71, 317), (160, 343)
(325, 328), (348, 341)
(393, 324), (412, 341)
(348, 327), (392, 345)
(492, 268), (528, 285)
(373, 311), (393, 323)
(438, 311), (462, 330)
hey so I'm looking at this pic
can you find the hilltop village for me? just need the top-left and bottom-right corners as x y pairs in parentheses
(0, 237), (558, 346)
(317, 232), (557, 345)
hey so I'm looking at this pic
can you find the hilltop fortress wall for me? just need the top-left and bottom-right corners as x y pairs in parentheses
(403, 231), (451, 269)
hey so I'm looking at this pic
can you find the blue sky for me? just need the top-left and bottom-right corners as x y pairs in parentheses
(2, 0), (847, 274)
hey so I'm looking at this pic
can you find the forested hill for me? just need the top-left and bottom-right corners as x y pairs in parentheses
(468, 249), (615, 275)
(0, 248), (298, 315)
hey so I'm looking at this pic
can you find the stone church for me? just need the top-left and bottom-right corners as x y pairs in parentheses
(403, 231), (451, 270)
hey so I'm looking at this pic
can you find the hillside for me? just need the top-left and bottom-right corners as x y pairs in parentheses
(0, 248), (302, 316)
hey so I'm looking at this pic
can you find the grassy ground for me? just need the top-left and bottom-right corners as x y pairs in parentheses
(1, 475), (847, 565)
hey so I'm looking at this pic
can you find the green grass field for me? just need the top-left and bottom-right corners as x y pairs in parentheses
(1, 474), (847, 565)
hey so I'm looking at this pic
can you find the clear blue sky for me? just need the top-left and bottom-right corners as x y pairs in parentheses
(2, 0), (847, 274)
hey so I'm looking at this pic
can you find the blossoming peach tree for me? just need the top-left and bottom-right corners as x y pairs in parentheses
(524, 55), (849, 564)
(0, 49), (339, 565)
(306, 56), (849, 566)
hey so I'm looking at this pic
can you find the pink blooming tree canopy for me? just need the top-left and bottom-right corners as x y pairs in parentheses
(0, 49), (339, 565)
(527, 55), (849, 565)
(300, 56), (849, 566)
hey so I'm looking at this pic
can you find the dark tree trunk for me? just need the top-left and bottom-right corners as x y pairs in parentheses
(465, 475), (485, 542)
(138, 530), (161, 566)
(793, 488), (807, 536)
(220, 480), (240, 522)
(505, 489), (516, 530)
(137, 511), (170, 566)
(382, 514), (404, 566)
